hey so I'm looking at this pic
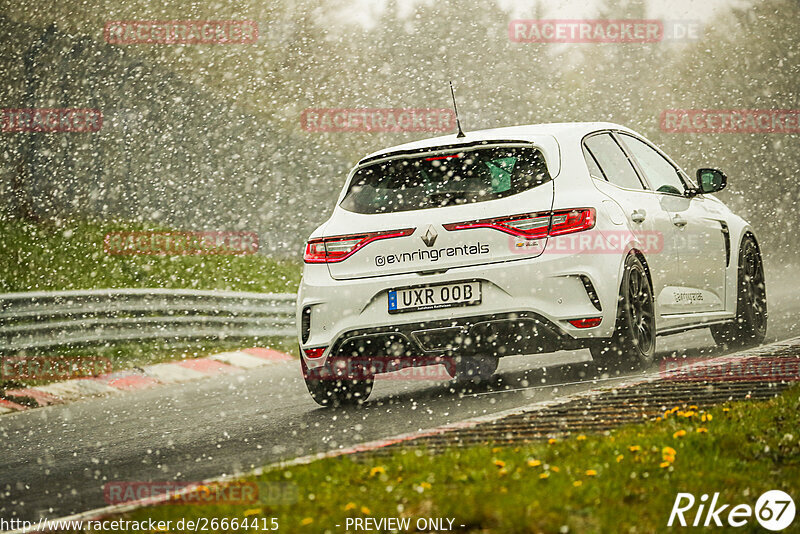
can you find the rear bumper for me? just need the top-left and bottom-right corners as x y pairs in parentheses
(298, 250), (623, 368)
(328, 311), (581, 360)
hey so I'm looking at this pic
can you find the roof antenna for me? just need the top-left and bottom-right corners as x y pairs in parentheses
(449, 80), (466, 138)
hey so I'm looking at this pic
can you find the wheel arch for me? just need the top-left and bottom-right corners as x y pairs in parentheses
(727, 214), (758, 262)
(609, 246), (655, 321)
(739, 228), (760, 252)
(629, 247), (657, 320)
(630, 248), (654, 293)
(729, 226), (760, 311)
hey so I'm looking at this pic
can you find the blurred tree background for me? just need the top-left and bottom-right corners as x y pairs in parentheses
(0, 0), (797, 258)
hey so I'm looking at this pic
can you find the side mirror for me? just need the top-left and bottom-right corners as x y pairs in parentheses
(696, 168), (727, 194)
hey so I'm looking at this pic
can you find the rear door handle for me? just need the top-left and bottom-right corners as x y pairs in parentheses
(631, 209), (646, 223)
(672, 215), (688, 227)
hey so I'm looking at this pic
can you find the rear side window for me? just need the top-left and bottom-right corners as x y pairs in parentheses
(340, 146), (551, 214)
(582, 146), (605, 180)
(583, 134), (644, 190)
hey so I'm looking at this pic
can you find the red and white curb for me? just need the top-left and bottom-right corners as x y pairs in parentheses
(9, 336), (798, 534)
(0, 348), (293, 414)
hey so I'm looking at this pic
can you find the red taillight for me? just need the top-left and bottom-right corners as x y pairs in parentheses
(443, 208), (595, 239)
(568, 317), (602, 328)
(303, 347), (327, 359)
(443, 212), (551, 239)
(548, 208), (596, 236)
(303, 228), (414, 263)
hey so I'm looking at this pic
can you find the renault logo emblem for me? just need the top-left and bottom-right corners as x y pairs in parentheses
(421, 225), (438, 247)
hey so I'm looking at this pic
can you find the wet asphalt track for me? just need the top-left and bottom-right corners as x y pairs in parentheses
(1, 266), (798, 523)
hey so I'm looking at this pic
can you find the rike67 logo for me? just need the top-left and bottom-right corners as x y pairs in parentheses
(669, 490), (795, 530)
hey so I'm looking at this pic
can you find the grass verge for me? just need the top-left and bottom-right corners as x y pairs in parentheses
(112, 385), (800, 533)
(0, 218), (301, 293)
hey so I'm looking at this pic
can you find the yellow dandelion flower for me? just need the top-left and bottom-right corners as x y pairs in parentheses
(551, 466), (560, 472)
(628, 445), (641, 452)
(300, 518), (314, 526)
(689, 405), (698, 410)
(673, 430), (687, 438)
(701, 413), (713, 422)
(527, 459), (542, 467)
(616, 454), (624, 463)
(361, 506), (371, 515)
(573, 480), (583, 487)
(662, 446), (676, 456)
(539, 472), (550, 479)
(244, 508), (262, 517)
(585, 469), (597, 477)
(344, 502), (357, 511)
(663, 454), (675, 463)
(697, 427), (708, 433)
(548, 438), (557, 444)
(723, 407), (730, 413)
(369, 466), (386, 477)
(576, 435), (587, 441)
(660, 461), (671, 468)
(493, 459), (506, 468)
(420, 482), (432, 490)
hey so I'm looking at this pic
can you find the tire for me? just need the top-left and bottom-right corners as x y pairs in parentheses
(710, 236), (767, 348)
(449, 355), (498, 384)
(301, 357), (374, 407)
(590, 253), (656, 372)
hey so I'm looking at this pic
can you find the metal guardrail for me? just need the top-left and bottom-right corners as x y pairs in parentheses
(0, 289), (297, 351)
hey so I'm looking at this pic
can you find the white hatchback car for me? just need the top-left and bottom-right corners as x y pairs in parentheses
(297, 122), (767, 406)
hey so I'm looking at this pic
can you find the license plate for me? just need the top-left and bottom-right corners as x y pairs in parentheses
(388, 281), (481, 314)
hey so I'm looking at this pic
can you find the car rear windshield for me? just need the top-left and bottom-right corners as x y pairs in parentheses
(340, 145), (551, 214)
